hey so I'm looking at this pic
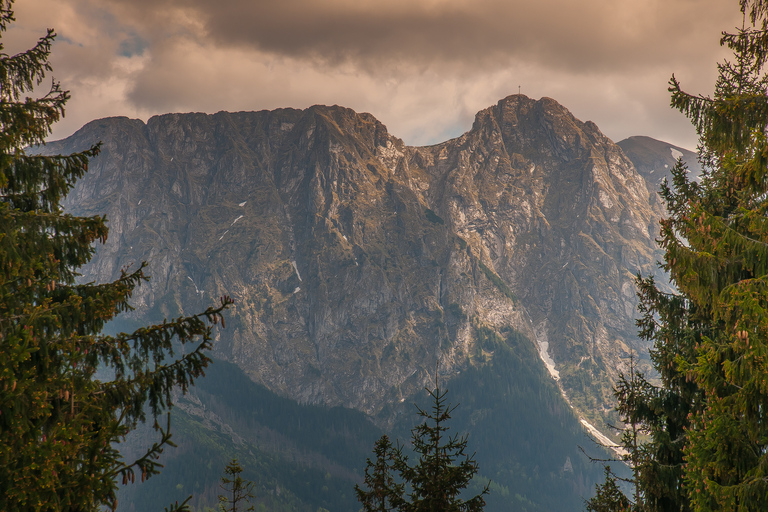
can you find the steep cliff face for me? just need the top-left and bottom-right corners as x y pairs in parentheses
(406, 96), (666, 417)
(47, 95), (665, 427)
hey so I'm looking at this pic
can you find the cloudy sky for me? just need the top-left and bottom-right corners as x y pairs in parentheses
(6, 0), (744, 149)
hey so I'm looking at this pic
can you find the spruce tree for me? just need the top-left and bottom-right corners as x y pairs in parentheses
(665, 1), (768, 510)
(218, 459), (255, 512)
(401, 387), (488, 512)
(623, 272), (707, 512)
(596, 258), (708, 512)
(627, 0), (768, 510)
(585, 467), (631, 512)
(598, 2), (768, 511)
(355, 435), (405, 512)
(0, 2), (231, 511)
(356, 386), (488, 512)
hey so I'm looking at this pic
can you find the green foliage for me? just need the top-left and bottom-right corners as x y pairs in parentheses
(121, 343), (603, 512)
(424, 208), (445, 225)
(402, 387), (489, 512)
(355, 436), (404, 512)
(116, 359), (383, 512)
(667, 2), (768, 510)
(356, 387), (489, 512)
(612, 273), (706, 512)
(585, 468), (631, 512)
(620, 1), (768, 511)
(453, 326), (603, 512)
(218, 459), (255, 512)
(0, 3), (230, 511)
(478, 261), (516, 302)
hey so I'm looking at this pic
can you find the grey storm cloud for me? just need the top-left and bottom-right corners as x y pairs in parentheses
(103, 0), (736, 73)
(5, 0), (747, 148)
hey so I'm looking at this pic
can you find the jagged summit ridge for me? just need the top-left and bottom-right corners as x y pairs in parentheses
(47, 95), (665, 427)
(407, 95), (664, 416)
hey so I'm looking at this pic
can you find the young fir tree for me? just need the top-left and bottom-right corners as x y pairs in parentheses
(355, 435), (405, 512)
(356, 386), (489, 512)
(622, 271), (707, 512)
(612, 354), (649, 510)
(591, 259), (708, 512)
(218, 459), (255, 512)
(586, 467), (631, 512)
(0, 2), (231, 511)
(586, 353), (660, 512)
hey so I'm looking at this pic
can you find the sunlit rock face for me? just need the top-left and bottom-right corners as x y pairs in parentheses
(410, 96), (666, 419)
(48, 95), (665, 425)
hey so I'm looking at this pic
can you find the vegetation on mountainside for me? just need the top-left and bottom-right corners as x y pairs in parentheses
(589, 0), (768, 510)
(119, 330), (604, 512)
(0, 2), (230, 510)
(478, 261), (516, 302)
(115, 359), (385, 512)
(454, 325), (604, 512)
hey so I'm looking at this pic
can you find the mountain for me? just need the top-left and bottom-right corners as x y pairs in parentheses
(38, 94), (668, 510)
(617, 135), (701, 188)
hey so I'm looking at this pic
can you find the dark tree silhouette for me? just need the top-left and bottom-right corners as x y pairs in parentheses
(218, 459), (255, 512)
(356, 386), (489, 512)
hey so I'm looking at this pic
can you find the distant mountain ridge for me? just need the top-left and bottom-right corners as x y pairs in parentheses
(42, 95), (670, 431)
(617, 135), (701, 188)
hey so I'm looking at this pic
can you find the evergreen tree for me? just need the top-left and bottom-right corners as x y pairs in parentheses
(594, 267), (708, 512)
(664, 1), (768, 510)
(356, 386), (488, 512)
(218, 459), (255, 512)
(585, 467), (631, 512)
(597, 2), (768, 511)
(0, 2), (231, 511)
(618, 0), (768, 510)
(612, 355), (648, 510)
(622, 273), (707, 512)
(355, 435), (405, 512)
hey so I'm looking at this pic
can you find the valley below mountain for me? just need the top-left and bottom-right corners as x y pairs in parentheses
(40, 94), (698, 511)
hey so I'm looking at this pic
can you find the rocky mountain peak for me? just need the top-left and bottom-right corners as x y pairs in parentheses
(46, 95), (665, 431)
(398, 95), (665, 423)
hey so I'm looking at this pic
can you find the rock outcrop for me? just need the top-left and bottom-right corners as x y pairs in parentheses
(44, 95), (667, 428)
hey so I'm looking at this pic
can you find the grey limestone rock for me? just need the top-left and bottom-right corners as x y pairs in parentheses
(44, 95), (667, 428)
